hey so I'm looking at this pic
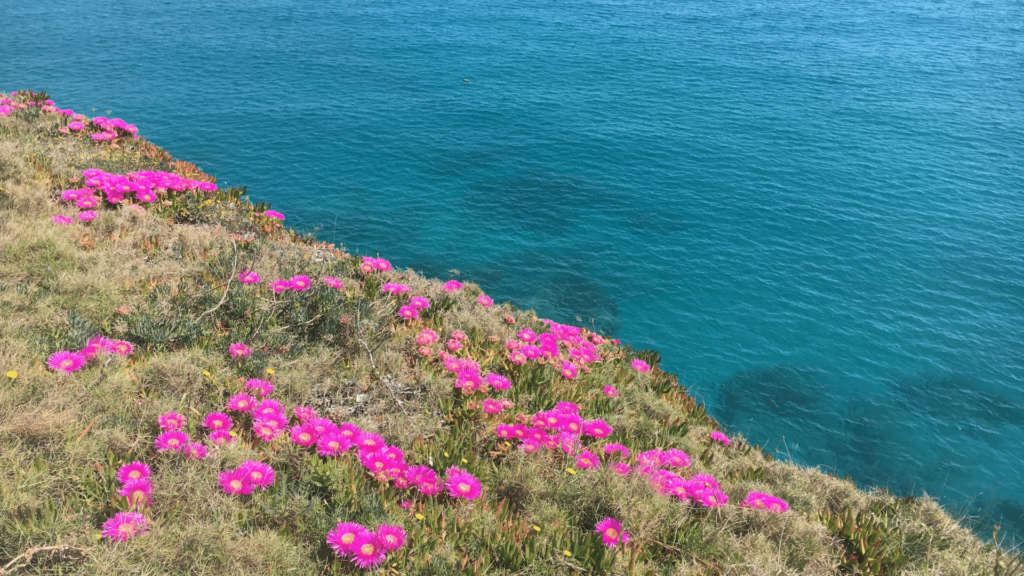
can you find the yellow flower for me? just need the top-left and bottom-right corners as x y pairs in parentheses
(532, 525), (541, 532)
(229, 430), (238, 437)
(5, 370), (17, 380)
(415, 513), (425, 520)
(461, 458), (468, 464)
(202, 370), (211, 377)
(443, 452), (449, 457)
(566, 468), (577, 475)
(266, 368), (276, 375)
(563, 550), (572, 557)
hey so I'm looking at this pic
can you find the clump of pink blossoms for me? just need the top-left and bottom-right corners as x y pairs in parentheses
(594, 517), (629, 548)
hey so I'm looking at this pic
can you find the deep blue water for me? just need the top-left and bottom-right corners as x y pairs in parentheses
(4, 0), (1023, 541)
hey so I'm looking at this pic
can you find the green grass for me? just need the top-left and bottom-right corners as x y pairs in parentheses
(0, 90), (1015, 575)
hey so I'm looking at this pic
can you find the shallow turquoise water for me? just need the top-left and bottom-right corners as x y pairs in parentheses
(4, 0), (1023, 539)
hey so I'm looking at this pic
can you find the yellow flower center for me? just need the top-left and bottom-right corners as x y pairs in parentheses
(299, 433), (311, 442)
(119, 523), (137, 535)
(329, 441), (339, 449)
(230, 480), (242, 490)
(60, 359), (73, 368)
(458, 482), (471, 493)
(606, 528), (618, 539)
(129, 471), (140, 479)
(168, 439), (179, 446)
(132, 490), (146, 502)
(342, 533), (356, 544)
(360, 543), (375, 555)
(251, 471), (262, 481)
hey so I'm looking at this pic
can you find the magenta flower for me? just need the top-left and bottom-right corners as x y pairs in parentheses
(740, 491), (790, 513)
(350, 532), (387, 569)
(51, 215), (74, 226)
(322, 276), (343, 289)
(244, 378), (274, 397)
(603, 385), (619, 398)
(374, 258), (392, 271)
(613, 463), (631, 475)
(185, 442), (207, 459)
(290, 275), (311, 291)
(415, 328), (439, 346)
(254, 399), (284, 417)
(376, 524), (407, 551)
(68, 121), (85, 131)
(517, 328), (536, 342)
(521, 438), (542, 453)
(226, 392), (256, 412)
(239, 461), (276, 489)
(109, 340), (134, 356)
(327, 522), (368, 558)
(270, 279), (292, 293)
(158, 411), (185, 430)
(696, 488), (729, 508)
(46, 350), (87, 374)
(263, 209), (285, 220)
(238, 270), (261, 284)
(317, 431), (352, 456)
(662, 449), (692, 468)
(77, 210), (97, 222)
(444, 467), (482, 500)
(253, 420), (283, 442)
(441, 279), (462, 292)
(508, 350), (527, 364)
(446, 339), (462, 352)
(482, 398), (505, 415)
(710, 431), (731, 446)
(154, 430), (189, 453)
(219, 469), (253, 495)
(101, 512), (149, 541)
(398, 305), (419, 320)
(116, 461), (151, 484)
(228, 343), (251, 358)
(576, 450), (600, 469)
(556, 401), (580, 415)
(354, 431), (386, 453)
(382, 282), (410, 294)
(290, 424), (318, 447)
(604, 443), (630, 460)
(594, 517), (627, 548)
(293, 405), (316, 422)
(477, 294), (493, 307)
(118, 478), (153, 507)
(208, 429), (234, 446)
(135, 190), (157, 203)
(485, 373), (512, 390)
(631, 358), (651, 372)
(338, 422), (362, 441)
(560, 362), (578, 380)
(202, 412), (232, 431)
(408, 296), (431, 309)
(685, 474), (720, 499)
(582, 419), (613, 438)
(76, 195), (99, 208)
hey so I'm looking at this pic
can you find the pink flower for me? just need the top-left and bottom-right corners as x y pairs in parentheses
(270, 279), (292, 293)
(327, 522), (368, 558)
(560, 362), (578, 379)
(740, 491), (790, 513)
(254, 399), (284, 418)
(446, 339), (461, 351)
(613, 463), (631, 475)
(594, 517), (627, 548)
(317, 431), (352, 456)
(184, 442), (207, 460)
(354, 431), (386, 453)
(290, 424), (318, 447)
(238, 270), (261, 284)
(604, 444), (630, 460)
(76, 195), (99, 208)
(219, 469), (253, 495)
(339, 423), (362, 441)
(441, 279), (462, 292)
(322, 276), (343, 289)
(228, 342), (251, 358)
(406, 465), (440, 495)
(109, 340), (133, 356)
(253, 420), (283, 442)
(101, 512), (149, 541)
(51, 215), (74, 226)
(80, 335), (110, 359)
(482, 398), (506, 415)
(399, 500), (412, 509)
(485, 373), (511, 390)
(518, 328), (536, 342)
(244, 378), (274, 397)
(415, 329), (439, 346)
(582, 419), (613, 438)
(398, 305), (419, 320)
(521, 438), (542, 453)
(576, 450), (600, 469)
(135, 190), (157, 203)
(350, 532), (387, 569)
(263, 209), (285, 220)
(382, 283), (410, 294)
(202, 412), (232, 431)
(208, 430), (234, 446)
(77, 210), (97, 222)
(408, 296), (431, 309)
(226, 393), (256, 413)
(374, 258), (392, 271)
(290, 275), (311, 291)
(46, 350), (87, 373)
(603, 385), (619, 398)
(116, 461), (151, 484)
(68, 121), (85, 131)
(451, 330), (467, 341)
(444, 467), (482, 500)
(293, 405), (316, 422)
(417, 345), (432, 356)
(508, 350), (527, 364)
(710, 430), (731, 446)
(477, 294), (493, 307)
(376, 524), (407, 551)
(154, 430), (189, 453)
(158, 411), (185, 430)
(632, 358), (651, 372)
(239, 461), (276, 489)
(696, 488), (729, 508)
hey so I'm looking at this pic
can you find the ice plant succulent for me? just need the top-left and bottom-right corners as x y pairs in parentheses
(157, 411), (185, 430)
(710, 431), (731, 446)
(101, 512), (149, 541)
(595, 517), (629, 548)
(46, 350), (87, 374)
(444, 466), (482, 500)
(741, 491), (790, 513)
(228, 343), (251, 358)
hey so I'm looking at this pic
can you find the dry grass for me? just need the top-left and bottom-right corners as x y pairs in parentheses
(0, 92), (1010, 575)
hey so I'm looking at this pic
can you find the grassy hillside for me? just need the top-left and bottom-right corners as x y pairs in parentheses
(0, 90), (1012, 575)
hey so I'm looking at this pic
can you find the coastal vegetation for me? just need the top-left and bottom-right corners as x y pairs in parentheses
(0, 90), (1013, 575)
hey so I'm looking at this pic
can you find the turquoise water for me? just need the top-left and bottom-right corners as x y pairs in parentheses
(4, 0), (1023, 539)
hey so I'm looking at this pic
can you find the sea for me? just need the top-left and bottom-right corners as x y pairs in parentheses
(3, 0), (1022, 542)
